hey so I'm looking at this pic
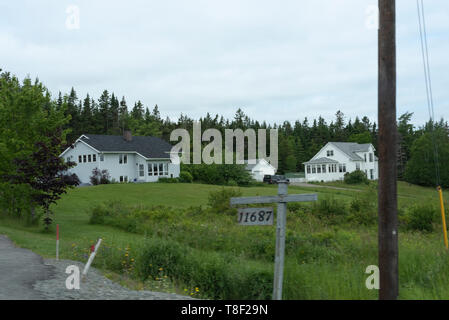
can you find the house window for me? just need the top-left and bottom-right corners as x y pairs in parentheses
(119, 154), (128, 164)
(83, 155), (87, 163)
(124, 176), (128, 182)
(93, 154), (97, 162)
(312, 166), (316, 174)
(364, 154), (367, 162)
(317, 165), (321, 174)
(307, 165), (311, 174)
(159, 163), (164, 176)
(163, 163), (168, 176)
(369, 153), (373, 162)
(120, 176), (128, 183)
(322, 165), (326, 173)
(88, 155), (92, 162)
(356, 163), (360, 171)
(370, 169), (374, 180)
(100, 154), (104, 161)
(120, 176), (123, 182)
(78, 155), (82, 163)
(327, 150), (334, 157)
(148, 163), (153, 176)
(139, 164), (144, 177)
(153, 163), (158, 176)
(339, 164), (346, 173)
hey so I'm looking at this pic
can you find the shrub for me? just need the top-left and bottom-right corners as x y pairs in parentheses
(181, 163), (252, 186)
(346, 189), (378, 226)
(158, 177), (179, 183)
(344, 170), (369, 185)
(179, 171), (193, 183)
(90, 168), (111, 185)
(134, 237), (273, 299)
(404, 204), (437, 232)
(207, 188), (242, 215)
(312, 196), (347, 219)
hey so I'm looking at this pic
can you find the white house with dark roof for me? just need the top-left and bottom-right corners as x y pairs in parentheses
(59, 132), (180, 184)
(303, 142), (378, 182)
(244, 159), (276, 182)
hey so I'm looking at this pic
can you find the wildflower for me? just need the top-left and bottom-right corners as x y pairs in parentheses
(195, 287), (199, 292)
(159, 267), (163, 271)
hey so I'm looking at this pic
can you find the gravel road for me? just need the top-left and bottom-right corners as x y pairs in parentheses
(0, 235), (194, 300)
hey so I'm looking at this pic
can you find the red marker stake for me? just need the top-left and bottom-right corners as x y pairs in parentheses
(56, 224), (60, 261)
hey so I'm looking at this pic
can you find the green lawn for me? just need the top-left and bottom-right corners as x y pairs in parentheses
(1, 181), (449, 299)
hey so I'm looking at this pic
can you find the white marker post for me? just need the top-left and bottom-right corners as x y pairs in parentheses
(56, 224), (59, 261)
(230, 181), (317, 300)
(82, 238), (102, 280)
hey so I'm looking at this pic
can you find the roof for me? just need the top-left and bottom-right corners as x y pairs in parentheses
(244, 159), (273, 171)
(79, 134), (173, 159)
(303, 157), (339, 165)
(329, 142), (373, 161)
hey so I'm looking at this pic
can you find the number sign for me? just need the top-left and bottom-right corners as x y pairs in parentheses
(237, 207), (274, 226)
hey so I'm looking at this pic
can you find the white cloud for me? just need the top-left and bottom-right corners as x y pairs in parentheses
(0, 0), (448, 126)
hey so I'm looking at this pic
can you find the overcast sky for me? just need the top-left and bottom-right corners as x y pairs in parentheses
(1, 0), (448, 127)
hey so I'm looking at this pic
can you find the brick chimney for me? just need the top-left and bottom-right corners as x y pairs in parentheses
(123, 130), (132, 142)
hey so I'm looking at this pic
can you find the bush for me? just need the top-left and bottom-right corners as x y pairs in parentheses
(312, 196), (347, 219)
(90, 168), (111, 185)
(404, 204), (437, 232)
(181, 163), (252, 186)
(344, 170), (369, 185)
(347, 194), (378, 226)
(207, 188), (242, 215)
(134, 237), (273, 299)
(158, 177), (179, 183)
(179, 171), (193, 183)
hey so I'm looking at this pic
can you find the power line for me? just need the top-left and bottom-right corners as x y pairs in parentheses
(416, 0), (441, 187)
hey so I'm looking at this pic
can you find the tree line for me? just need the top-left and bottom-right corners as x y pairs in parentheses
(1, 70), (448, 228)
(59, 85), (448, 186)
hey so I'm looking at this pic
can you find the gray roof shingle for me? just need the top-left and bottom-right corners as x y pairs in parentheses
(304, 157), (339, 164)
(80, 134), (173, 159)
(329, 142), (373, 161)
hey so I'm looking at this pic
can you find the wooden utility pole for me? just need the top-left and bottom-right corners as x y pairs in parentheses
(378, 0), (398, 300)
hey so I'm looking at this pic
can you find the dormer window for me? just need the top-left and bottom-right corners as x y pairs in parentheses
(327, 150), (334, 157)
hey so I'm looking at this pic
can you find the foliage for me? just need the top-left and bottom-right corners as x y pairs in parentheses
(182, 163), (252, 186)
(404, 123), (449, 188)
(207, 188), (242, 215)
(90, 168), (111, 185)
(3, 133), (80, 228)
(346, 188), (378, 226)
(344, 170), (369, 185)
(178, 171), (193, 183)
(403, 204), (438, 233)
(158, 177), (179, 183)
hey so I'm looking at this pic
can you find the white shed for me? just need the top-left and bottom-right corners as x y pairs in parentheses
(245, 159), (276, 182)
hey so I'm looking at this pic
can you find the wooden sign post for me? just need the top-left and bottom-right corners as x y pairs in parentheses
(230, 180), (317, 300)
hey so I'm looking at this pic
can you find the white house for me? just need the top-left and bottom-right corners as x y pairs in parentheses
(245, 159), (276, 182)
(60, 132), (180, 184)
(303, 142), (378, 182)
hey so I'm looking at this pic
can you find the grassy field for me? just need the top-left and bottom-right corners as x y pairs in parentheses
(1, 181), (449, 299)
